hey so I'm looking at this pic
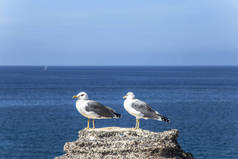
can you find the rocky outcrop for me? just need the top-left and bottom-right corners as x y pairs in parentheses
(55, 127), (193, 159)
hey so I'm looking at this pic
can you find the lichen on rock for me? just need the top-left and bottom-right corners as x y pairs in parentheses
(55, 127), (193, 159)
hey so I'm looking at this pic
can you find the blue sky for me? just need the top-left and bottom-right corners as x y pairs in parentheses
(0, 0), (238, 65)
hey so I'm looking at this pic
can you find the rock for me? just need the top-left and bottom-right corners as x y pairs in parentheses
(55, 127), (193, 159)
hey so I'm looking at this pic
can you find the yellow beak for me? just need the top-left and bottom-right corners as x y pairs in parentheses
(123, 96), (127, 99)
(72, 95), (78, 99)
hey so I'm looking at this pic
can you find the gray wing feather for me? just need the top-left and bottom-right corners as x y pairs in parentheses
(131, 99), (159, 119)
(86, 101), (120, 118)
(131, 99), (169, 122)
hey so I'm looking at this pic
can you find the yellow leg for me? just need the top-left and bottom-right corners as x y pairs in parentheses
(135, 119), (138, 129)
(135, 119), (137, 128)
(92, 119), (95, 129)
(135, 119), (140, 129)
(85, 119), (90, 130)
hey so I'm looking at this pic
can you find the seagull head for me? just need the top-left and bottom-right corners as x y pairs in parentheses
(72, 92), (88, 100)
(123, 92), (135, 100)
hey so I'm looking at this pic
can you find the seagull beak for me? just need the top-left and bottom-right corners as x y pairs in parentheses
(123, 96), (127, 99)
(72, 95), (78, 99)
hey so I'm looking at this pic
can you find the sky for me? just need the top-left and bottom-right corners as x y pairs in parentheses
(0, 0), (238, 66)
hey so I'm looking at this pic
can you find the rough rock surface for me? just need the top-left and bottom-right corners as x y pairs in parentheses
(55, 127), (193, 159)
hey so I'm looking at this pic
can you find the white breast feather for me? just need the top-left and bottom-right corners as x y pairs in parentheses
(124, 99), (144, 119)
(76, 100), (99, 119)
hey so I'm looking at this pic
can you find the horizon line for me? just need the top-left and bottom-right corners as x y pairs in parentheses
(0, 64), (238, 67)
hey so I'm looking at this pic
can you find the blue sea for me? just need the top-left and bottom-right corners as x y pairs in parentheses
(0, 66), (238, 159)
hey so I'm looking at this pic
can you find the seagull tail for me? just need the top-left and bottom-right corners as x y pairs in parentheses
(156, 114), (170, 123)
(113, 112), (121, 118)
(105, 106), (121, 118)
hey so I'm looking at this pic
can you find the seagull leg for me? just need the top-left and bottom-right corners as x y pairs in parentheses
(134, 119), (140, 129)
(135, 119), (139, 129)
(92, 119), (95, 129)
(85, 119), (90, 130)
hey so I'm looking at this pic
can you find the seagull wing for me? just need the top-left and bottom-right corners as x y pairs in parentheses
(131, 99), (169, 122)
(86, 100), (120, 118)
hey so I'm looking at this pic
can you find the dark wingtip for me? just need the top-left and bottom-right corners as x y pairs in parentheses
(114, 113), (121, 118)
(162, 116), (170, 123)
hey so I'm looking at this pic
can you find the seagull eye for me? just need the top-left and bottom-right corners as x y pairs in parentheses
(80, 94), (84, 96)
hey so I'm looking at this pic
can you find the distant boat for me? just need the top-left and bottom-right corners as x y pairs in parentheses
(44, 66), (48, 71)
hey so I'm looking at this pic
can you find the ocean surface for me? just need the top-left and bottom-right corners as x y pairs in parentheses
(0, 66), (237, 159)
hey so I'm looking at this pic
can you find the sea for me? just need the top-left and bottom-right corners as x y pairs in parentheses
(0, 66), (237, 159)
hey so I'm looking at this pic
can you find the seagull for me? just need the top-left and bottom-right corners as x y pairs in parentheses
(123, 92), (169, 129)
(72, 92), (121, 129)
